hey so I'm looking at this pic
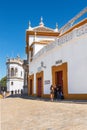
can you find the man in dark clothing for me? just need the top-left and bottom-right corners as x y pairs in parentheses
(58, 84), (64, 99)
(54, 85), (57, 100)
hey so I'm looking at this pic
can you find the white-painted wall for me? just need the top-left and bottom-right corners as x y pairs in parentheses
(7, 79), (24, 91)
(34, 44), (46, 55)
(7, 61), (24, 93)
(8, 64), (24, 78)
(29, 23), (87, 95)
(29, 35), (56, 46)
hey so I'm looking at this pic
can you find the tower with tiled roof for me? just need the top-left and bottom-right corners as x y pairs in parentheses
(26, 17), (59, 62)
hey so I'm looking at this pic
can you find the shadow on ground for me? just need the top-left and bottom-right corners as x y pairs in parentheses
(5, 94), (87, 104)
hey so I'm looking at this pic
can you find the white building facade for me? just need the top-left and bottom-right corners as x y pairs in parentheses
(26, 9), (87, 99)
(6, 56), (24, 94)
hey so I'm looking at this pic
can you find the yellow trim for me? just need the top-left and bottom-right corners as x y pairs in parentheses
(28, 75), (29, 95)
(42, 94), (50, 98)
(52, 62), (87, 100)
(65, 94), (87, 100)
(60, 18), (87, 37)
(52, 62), (68, 99)
(26, 31), (59, 44)
(25, 46), (29, 54)
(32, 94), (37, 97)
(0, 94), (3, 99)
(31, 40), (53, 45)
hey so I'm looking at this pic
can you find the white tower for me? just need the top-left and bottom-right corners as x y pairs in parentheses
(6, 56), (24, 95)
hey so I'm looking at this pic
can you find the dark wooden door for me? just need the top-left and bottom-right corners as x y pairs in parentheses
(30, 79), (32, 95)
(37, 77), (42, 97)
(55, 71), (63, 91)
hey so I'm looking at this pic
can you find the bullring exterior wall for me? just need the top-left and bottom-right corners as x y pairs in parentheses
(29, 23), (87, 99)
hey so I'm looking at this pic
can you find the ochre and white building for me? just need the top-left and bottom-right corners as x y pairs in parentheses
(26, 8), (87, 100)
(6, 56), (24, 94)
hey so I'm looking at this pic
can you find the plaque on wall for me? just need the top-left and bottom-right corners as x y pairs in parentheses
(44, 80), (50, 84)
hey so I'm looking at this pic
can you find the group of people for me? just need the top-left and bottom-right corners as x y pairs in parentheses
(50, 84), (64, 101)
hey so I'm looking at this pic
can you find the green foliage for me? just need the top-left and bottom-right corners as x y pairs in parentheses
(0, 76), (7, 87)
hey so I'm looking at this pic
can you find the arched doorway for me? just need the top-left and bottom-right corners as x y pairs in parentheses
(52, 62), (68, 99)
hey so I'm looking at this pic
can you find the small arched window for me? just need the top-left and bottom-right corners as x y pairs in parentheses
(11, 68), (14, 77)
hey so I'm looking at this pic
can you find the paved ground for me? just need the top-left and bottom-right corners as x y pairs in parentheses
(0, 96), (87, 130)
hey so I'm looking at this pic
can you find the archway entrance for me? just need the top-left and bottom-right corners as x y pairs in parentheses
(52, 62), (68, 99)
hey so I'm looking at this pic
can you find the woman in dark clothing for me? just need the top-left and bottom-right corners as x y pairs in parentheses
(58, 84), (64, 99)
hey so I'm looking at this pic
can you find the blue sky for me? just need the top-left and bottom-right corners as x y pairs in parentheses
(0, 0), (87, 79)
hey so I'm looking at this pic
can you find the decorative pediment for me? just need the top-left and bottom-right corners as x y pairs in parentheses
(33, 26), (54, 32)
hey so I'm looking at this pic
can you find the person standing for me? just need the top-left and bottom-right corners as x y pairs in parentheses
(3, 91), (6, 99)
(50, 85), (54, 101)
(58, 84), (64, 99)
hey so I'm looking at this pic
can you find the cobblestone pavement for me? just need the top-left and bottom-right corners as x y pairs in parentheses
(0, 96), (87, 130)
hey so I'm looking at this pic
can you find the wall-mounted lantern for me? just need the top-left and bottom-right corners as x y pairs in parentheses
(41, 61), (46, 68)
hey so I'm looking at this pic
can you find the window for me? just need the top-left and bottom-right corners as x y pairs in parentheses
(11, 68), (14, 77)
(11, 82), (13, 85)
